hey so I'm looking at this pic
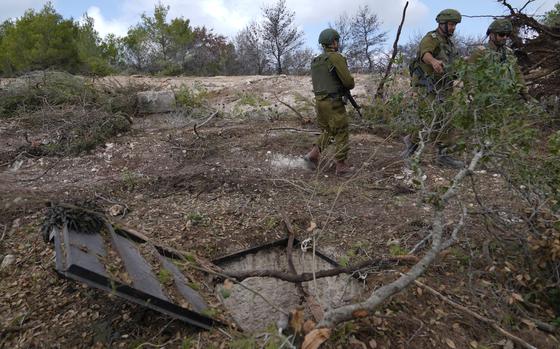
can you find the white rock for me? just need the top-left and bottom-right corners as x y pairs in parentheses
(109, 204), (125, 217)
(10, 159), (24, 172)
(1, 255), (16, 270)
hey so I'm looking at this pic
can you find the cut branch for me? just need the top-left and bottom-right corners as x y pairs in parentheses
(375, 1), (408, 100)
(310, 150), (483, 329)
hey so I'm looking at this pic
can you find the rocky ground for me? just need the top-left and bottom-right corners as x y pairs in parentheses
(0, 74), (558, 348)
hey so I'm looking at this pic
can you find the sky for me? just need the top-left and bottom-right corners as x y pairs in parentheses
(1, 0), (557, 50)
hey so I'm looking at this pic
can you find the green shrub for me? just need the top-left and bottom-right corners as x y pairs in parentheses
(175, 83), (208, 109)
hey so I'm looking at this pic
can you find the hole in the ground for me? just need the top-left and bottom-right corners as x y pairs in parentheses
(213, 239), (365, 332)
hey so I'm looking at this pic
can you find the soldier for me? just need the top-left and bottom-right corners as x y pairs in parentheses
(404, 9), (464, 168)
(304, 28), (355, 176)
(468, 19), (530, 101)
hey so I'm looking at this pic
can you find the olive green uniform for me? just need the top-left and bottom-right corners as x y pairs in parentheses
(412, 30), (458, 95)
(410, 30), (459, 144)
(467, 41), (529, 100)
(311, 47), (355, 161)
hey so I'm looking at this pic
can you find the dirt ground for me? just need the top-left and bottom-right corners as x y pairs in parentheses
(0, 74), (558, 348)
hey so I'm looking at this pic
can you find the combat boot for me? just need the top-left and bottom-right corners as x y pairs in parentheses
(303, 145), (320, 169)
(436, 145), (464, 169)
(400, 135), (418, 159)
(335, 160), (354, 176)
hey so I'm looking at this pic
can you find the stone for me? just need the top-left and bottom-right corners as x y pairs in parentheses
(108, 204), (125, 217)
(1, 254), (16, 270)
(137, 90), (176, 114)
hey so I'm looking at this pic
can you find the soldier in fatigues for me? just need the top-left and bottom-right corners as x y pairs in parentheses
(404, 9), (464, 168)
(468, 19), (530, 101)
(304, 28), (355, 176)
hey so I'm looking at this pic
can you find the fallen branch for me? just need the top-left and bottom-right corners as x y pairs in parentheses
(282, 211), (298, 276)
(523, 316), (557, 334)
(273, 92), (305, 121)
(266, 127), (320, 135)
(223, 255), (418, 283)
(408, 232), (432, 255)
(413, 278), (538, 349)
(311, 150), (483, 329)
(193, 110), (219, 139)
(281, 211), (325, 322)
(440, 206), (468, 251)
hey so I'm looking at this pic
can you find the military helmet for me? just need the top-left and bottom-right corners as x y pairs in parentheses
(318, 28), (340, 45)
(436, 9), (462, 24)
(487, 19), (513, 35)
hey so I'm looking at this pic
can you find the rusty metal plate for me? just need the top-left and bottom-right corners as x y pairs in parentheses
(50, 222), (216, 330)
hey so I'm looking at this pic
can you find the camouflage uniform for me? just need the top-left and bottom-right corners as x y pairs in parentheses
(404, 9), (464, 168)
(311, 47), (355, 161)
(468, 23), (530, 100)
(412, 30), (458, 98)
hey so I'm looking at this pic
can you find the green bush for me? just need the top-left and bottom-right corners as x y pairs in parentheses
(175, 83), (208, 109)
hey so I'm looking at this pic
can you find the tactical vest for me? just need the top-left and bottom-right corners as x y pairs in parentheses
(416, 30), (457, 77)
(311, 53), (344, 96)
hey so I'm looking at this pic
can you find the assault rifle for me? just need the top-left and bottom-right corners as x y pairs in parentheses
(342, 89), (363, 118)
(329, 64), (363, 118)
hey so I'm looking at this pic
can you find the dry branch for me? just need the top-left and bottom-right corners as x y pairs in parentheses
(309, 150), (483, 330)
(193, 110), (219, 139)
(223, 255), (418, 283)
(282, 211), (298, 276)
(273, 92), (305, 121)
(413, 278), (538, 349)
(266, 127), (320, 135)
(375, 1), (408, 100)
(280, 211), (326, 322)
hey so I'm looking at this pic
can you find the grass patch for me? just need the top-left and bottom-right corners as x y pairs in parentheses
(157, 269), (173, 285)
(236, 92), (270, 107)
(389, 243), (407, 256)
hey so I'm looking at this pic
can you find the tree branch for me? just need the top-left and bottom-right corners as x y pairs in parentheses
(193, 110), (219, 139)
(413, 278), (538, 349)
(223, 255), (418, 283)
(375, 1), (408, 100)
(273, 92), (305, 121)
(312, 150), (484, 329)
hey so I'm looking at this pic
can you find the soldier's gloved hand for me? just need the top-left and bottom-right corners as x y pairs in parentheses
(431, 59), (445, 74)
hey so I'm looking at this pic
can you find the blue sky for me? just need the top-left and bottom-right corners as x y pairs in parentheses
(1, 0), (557, 50)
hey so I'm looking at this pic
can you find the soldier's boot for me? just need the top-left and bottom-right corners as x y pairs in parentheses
(400, 135), (418, 159)
(303, 145), (320, 169)
(335, 160), (354, 176)
(436, 145), (464, 169)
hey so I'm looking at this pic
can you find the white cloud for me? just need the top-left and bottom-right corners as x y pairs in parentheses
(0, 0), (47, 22)
(84, 6), (129, 38)
(289, 0), (429, 27)
(104, 0), (430, 40)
